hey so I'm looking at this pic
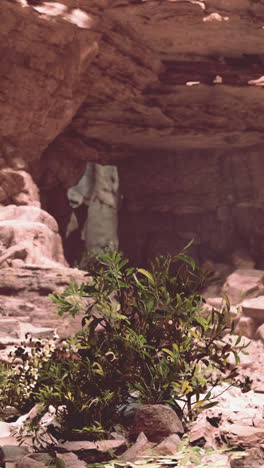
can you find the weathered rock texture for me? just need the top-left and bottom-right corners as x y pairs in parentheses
(0, 203), (88, 344)
(2, 0), (264, 263)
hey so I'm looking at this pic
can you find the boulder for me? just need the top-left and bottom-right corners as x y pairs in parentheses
(0, 205), (67, 268)
(130, 404), (184, 443)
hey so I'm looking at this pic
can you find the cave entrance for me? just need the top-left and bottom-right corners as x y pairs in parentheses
(65, 163), (119, 267)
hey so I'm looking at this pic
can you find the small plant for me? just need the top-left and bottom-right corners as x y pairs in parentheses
(0, 246), (247, 445)
(48, 247), (246, 433)
(0, 334), (57, 413)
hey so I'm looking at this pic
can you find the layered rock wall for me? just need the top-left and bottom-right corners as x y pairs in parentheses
(1, 0), (264, 264)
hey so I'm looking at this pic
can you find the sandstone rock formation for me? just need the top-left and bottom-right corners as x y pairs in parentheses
(0, 203), (88, 346)
(2, 0), (264, 264)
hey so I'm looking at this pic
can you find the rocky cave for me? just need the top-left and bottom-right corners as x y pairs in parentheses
(2, 0), (264, 466)
(2, 0), (264, 266)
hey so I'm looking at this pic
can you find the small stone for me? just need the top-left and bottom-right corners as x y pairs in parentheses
(203, 12), (223, 22)
(206, 297), (225, 309)
(0, 422), (14, 438)
(202, 453), (231, 467)
(119, 432), (154, 462)
(61, 439), (126, 452)
(16, 456), (47, 468)
(55, 452), (87, 468)
(0, 445), (29, 464)
(186, 81), (200, 86)
(130, 404), (184, 442)
(241, 296), (264, 321)
(153, 434), (181, 455)
(235, 316), (258, 339)
(213, 75), (223, 84)
(248, 76), (264, 86)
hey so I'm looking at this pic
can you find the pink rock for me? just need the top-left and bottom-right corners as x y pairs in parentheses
(221, 424), (264, 448)
(255, 323), (264, 343)
(223, 270), (264, 305)
(235, 316), (258, 339)
(241, 296), (264, 321)
(0, 205), (67, 269)
(119, 432), (154, 462)
(153, 433), (181, 455)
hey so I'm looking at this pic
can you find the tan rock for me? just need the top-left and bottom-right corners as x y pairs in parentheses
(241, 296), (264, 321)
(223, 270), (264, 305)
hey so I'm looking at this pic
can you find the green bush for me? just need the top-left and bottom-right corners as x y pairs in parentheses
(0, 246), (247, 444)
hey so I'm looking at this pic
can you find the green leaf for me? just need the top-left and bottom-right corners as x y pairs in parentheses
(137, 269), (155, 284)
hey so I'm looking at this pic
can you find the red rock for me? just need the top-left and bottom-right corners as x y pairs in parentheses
(153, 434), (181, 455)
(119, 432), (154, 462)
(221, 424), (264, 448)
(130, 404), (184, 443)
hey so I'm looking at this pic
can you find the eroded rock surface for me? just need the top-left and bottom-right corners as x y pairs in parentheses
(0, 203), (88, 346)
(2, 0), (264, 263)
